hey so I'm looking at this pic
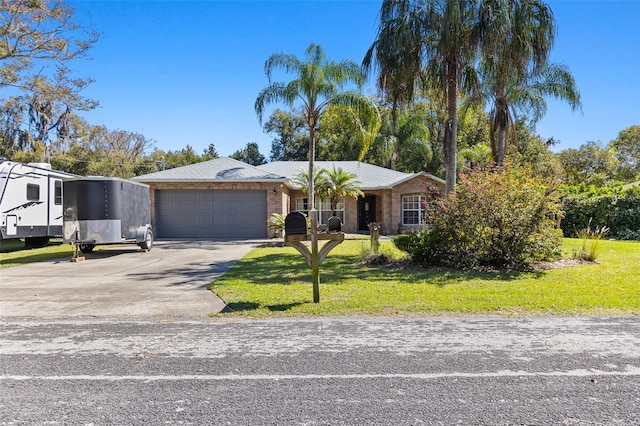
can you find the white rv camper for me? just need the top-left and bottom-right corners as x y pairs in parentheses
(0, 160), (76, 248)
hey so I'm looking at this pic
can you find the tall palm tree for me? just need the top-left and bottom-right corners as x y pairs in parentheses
(365, 0), (521, 193)
(480, 0), (581, 167)
(256, 45), (378, 303)
(320, 165), (364, 217)
(488, 63), (581, 167)
(256, 43), (379, 218)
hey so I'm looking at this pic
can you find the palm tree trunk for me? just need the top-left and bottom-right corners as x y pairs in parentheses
(390, 151), (398, 171)
(494, 98), (509, 167)
(496, 122), (507, 168)
(444, 73), (458, 194)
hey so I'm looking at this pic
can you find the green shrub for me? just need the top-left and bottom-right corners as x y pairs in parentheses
(393, 229), (445, 265)
(267, 213), (285, 236)
(393, 166), (564, 269)
(560, 185), (640, 240)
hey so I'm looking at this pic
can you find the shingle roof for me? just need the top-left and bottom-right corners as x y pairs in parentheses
(133, 157), (287, 182)
(133, 157), (445, 188)
(257, 161), (444, 189)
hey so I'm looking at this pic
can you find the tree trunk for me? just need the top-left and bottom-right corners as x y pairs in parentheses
(390, 151), (398, 171)
(444, 73), (458, 194)
(494, 98), (509, 168)
(496, 121), (507, 168)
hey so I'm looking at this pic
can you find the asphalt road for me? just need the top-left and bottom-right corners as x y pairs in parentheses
(2, 316), (639, 425)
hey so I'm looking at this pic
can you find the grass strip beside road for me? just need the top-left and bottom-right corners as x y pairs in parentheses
(210, 238), (640, 317)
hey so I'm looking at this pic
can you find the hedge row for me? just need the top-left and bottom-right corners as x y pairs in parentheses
(560, 185), (640, 240)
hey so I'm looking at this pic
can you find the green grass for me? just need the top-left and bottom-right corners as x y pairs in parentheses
(0, 239), (75, 268)
(3, 236), (638, 317)
(210, 238), (640, 317)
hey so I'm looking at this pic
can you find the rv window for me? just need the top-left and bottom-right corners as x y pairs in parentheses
(27, 183), (40, 201)
(54, 180), (62, 205)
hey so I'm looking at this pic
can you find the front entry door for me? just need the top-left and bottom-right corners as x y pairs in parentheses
(357, 196), (376, 232)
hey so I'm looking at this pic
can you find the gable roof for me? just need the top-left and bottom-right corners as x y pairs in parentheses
(133, 157), (445, 189)
(133, 157), (287, 183)
(257, 161), (445, 190)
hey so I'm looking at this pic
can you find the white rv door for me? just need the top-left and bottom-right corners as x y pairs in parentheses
(49, 177), (63, 229)
(6, 215), (17, 236)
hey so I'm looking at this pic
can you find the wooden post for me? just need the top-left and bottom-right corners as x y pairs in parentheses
(368, 222), (380, 254)
(310, 208), (320, 303)
(284, 230), (344, 304)
(308, 126), (319, 303)
(71, 230), (85, 262)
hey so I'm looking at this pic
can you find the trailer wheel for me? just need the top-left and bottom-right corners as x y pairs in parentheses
(79, 243), (95, 253)
(139, 228), (153, 251)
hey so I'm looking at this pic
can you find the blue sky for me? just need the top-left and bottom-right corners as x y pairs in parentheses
(70, 0), (640, 159)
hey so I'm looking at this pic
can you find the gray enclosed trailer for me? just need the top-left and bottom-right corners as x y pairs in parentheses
(63, 176), (153, 253)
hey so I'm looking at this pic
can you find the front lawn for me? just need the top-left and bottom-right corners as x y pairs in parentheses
(0, 239), (75, 268)
(210, 238), (640, 317)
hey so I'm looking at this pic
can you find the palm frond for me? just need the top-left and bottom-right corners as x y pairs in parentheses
(255, 82), (297, 124)
(264, 52), (301, 82)
(532, 63), (582, 112)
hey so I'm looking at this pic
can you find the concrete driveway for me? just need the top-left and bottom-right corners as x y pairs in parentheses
(0, 240), (264, 318)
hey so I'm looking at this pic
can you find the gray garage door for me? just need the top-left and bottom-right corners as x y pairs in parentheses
(154, 189), (267, 239)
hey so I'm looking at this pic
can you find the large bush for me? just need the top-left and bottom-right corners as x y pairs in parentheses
(560, 185), (640, 240)
(394, 167), (563, 269)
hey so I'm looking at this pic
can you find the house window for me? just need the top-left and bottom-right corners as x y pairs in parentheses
(402, 195), (428, 225)
(295, 197), (308, 213)
(27, 183), (40, 201)
(54, 180), (62, 205)
(295, 197), (345, 224)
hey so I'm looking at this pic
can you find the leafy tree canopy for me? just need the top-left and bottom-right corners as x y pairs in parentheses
(508, 118), (563, 180)
(202, 143), (220, 160)
(610, 125), (640, 182)
(0, 0), (99, 159)
(558, 141), (619, 186)
(230, 142), (266, 166)
(264, 109), (308, 161)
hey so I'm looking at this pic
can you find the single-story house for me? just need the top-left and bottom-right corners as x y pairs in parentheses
(133, 157), (445, 239)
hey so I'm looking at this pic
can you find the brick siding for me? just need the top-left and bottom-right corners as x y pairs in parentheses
(284, 174), (444, 235)
(143, 174), (444, 236)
